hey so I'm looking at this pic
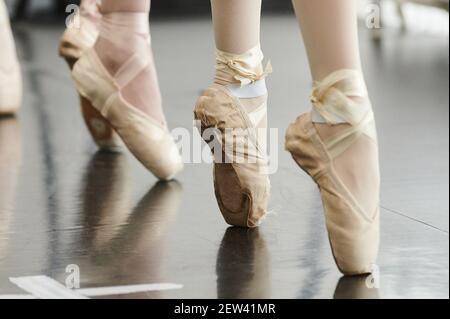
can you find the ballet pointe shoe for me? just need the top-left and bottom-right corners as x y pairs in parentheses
(285, 70), (380, 275)
(194, 85), (270, 228)
(0, 0), (22, 115)
(59, 7), (122, 150)
(72, 48), (183, 180)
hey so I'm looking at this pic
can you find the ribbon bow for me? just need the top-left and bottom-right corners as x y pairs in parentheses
(309, 69), (368, 125)
(216, 47), (273, 87)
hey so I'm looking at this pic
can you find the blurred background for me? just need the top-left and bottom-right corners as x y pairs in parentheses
(0, 0), (448, 299)
(3, 0), (450, 36)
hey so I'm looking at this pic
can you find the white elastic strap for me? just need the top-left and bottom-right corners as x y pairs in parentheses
(227, 79), (267, 99)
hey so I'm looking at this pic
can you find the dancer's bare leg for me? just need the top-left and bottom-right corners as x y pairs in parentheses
(212, 0), (262, 54)
(293, 0), (362, 81)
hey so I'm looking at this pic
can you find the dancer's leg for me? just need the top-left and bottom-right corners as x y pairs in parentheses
(194, 0), (271, 227)
(211, 0), (269, 116)
(211, 0), (262, 54)
(292, 0), (362, 81)
(286, 0), (380, 274)
(95, 0), (166, 126)
(292, 0), (378, 213)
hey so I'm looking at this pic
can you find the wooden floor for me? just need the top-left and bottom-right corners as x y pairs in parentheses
(0, 15), (448, 299)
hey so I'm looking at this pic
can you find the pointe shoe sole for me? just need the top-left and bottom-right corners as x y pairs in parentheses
(214, 162), (254, 227)
(200, 128), (258, 228)
(286, 113), (379, 276)
(194, 85), (270, 228)
(59, 24), (122, 151)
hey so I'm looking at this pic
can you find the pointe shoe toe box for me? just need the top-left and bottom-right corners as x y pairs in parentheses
(107, 100), (184, 181)
(321, 183), (380, 275)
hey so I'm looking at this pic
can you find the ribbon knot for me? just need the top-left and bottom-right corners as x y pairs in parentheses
(308, 69), (370, 125)
(309, 93), (319, 105)
(215, 46), (272, 87)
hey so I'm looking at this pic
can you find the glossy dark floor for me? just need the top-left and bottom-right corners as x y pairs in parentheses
(0, 16), (448, 299)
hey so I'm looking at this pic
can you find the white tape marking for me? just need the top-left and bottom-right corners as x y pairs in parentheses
(9, 276), (88, 299)
(5, 276), (183, 299)
(78, 283), (183, 297)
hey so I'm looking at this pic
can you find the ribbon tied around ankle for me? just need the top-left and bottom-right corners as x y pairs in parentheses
(216, 47), (273, 87)
(309, 69), (369, 126)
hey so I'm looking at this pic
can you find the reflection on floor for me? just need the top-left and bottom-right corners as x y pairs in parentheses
(0, 15), (448, 299)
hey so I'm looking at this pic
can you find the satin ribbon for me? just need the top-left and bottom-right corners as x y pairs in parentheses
(216, 45), (272, 87)
(309, 69), (369, 126)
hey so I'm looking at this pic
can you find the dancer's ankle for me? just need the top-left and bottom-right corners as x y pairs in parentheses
(213, 45), (271, 111)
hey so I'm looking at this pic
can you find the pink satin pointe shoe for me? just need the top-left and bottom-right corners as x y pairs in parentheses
(195, 85), (270, 228)
(285, 69), (380, 275)
(0, 0), (22, 115)
(72, 46), (183, 180)
(59, 3), (122, 150)
(194, 46), (272, 228)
